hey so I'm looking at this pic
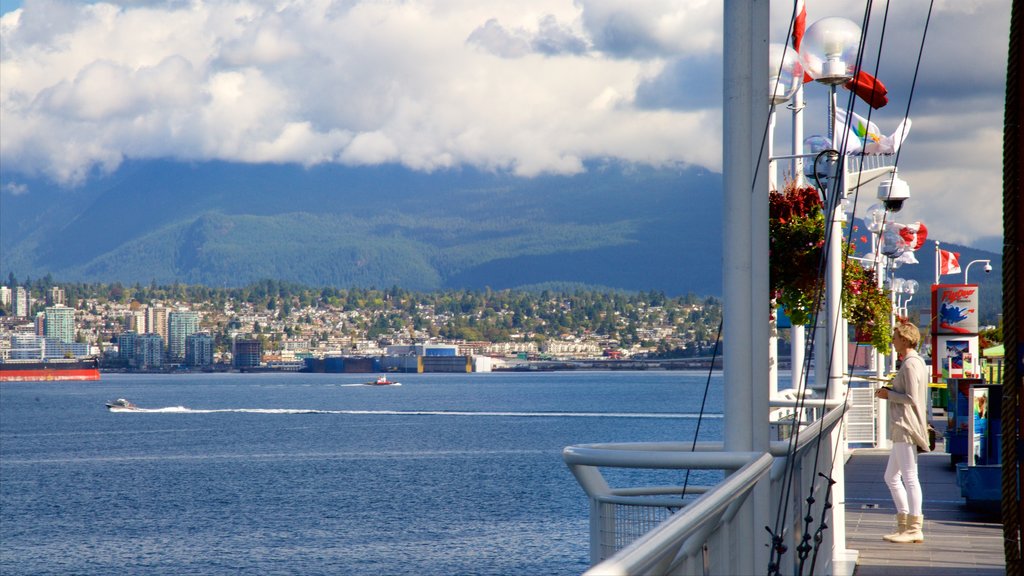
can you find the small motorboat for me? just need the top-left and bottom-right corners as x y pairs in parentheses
(367, 376), (400, 386)
(106, 398), (139, 411)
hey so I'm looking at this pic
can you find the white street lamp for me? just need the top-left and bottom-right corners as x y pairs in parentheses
(767, 43), (802, 398)
(799, 17), (861, 399)
(964, 259), (993, 284)
(799, 17), (862, 86)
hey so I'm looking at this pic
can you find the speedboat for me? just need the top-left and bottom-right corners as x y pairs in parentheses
(367, 376), (400, 386)
(106, 398), (139, 411)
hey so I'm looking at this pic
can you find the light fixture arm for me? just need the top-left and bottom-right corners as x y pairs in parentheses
(963, 259), (992, 284)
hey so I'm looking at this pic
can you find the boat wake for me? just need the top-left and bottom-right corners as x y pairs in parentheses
(110, 408), (721, 418)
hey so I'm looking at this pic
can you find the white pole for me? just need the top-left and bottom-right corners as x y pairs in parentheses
(768, 107), (779, 398)
(723, 0), (755, 453)
(723, 3), (770, 574)
(825, 86), (844, 401)
(873, 233), (889, 448)
(791, 83), (806, 392)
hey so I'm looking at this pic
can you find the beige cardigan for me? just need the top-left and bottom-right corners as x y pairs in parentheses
(887, 349), (931, 451)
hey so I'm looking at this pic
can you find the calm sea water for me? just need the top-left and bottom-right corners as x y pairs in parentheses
(1, 370), (724, 575)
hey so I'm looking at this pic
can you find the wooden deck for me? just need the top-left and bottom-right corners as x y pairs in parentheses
(844, 428), (1006, 575)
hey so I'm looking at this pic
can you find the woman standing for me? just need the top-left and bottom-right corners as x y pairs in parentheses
(874, 320), (931, 543)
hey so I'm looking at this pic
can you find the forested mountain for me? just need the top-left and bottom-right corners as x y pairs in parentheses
(1, 160), (722, 295)
(0, 160), (1001, 323)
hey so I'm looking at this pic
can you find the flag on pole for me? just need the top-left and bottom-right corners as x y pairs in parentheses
(792, 0), (806, 51)
(939, 249), (961, 276)
(791, 0), (814, 83)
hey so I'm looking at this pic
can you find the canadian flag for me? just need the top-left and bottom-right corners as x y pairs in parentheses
(939, 249), (961, 275)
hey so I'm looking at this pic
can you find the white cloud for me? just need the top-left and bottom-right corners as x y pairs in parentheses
(0, 0), (1011, 247)
(2, 182), (29, 196)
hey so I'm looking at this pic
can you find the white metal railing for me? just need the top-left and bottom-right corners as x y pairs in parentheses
(564, 400), (847, 575)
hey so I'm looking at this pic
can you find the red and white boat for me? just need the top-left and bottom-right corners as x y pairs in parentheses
(367, 375), (400, 386)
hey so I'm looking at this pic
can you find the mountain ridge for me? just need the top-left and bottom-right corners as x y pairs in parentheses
(0, 159), (1001, 322)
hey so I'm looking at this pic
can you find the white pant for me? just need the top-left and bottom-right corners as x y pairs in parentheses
(884, 441), (922, 515)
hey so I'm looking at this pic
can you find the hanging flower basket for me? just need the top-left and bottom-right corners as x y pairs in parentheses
(769, 184), (825, 326)
(770, 181), (893, 354)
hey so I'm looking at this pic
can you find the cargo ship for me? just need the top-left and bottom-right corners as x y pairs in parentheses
(0, 358), (101, 382)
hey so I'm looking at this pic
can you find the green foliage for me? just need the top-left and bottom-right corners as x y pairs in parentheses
(770, 183), (892, 352)
(842, 259), (892, 354)
(770, 185), (825, 325)
(37, 279), (723, 345)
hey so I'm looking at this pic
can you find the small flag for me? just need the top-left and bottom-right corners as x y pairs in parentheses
(898, 222), (928, 251)
(792, 0), (806, 52)
(791, 0), (814, 83)
(939, 249), (961, 276)
(845, 70), (889, 109)
(834, 108), (912, 155)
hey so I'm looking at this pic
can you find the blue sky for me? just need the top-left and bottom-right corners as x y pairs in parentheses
(0, 1), (1011, 249)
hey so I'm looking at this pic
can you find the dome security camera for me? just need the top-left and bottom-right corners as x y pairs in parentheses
(985, 263), (993, 273)
(878, 173), (910, 212)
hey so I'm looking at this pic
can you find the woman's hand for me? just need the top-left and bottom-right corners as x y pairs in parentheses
(875, 387), (889, 399)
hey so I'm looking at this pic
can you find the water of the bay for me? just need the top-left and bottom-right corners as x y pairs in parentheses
(1, 370), (725, 575)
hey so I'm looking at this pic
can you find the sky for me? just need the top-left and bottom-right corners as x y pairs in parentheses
(0, 0), (1011, 251)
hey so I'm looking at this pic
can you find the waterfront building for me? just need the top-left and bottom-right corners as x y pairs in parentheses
(134, 333), (164, 369)
(233, 338), (262, 368)
(168, 309), (200, 361)
(7, 333), (88, 360)
(44, 305), (75, 344)
(118, 331), (137, 363)
(184, 332), (214, 367)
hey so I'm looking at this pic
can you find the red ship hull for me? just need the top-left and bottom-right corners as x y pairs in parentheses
(0, 359), (101, 382)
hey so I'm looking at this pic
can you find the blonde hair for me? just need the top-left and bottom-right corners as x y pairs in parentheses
(894, 321), (921, 348)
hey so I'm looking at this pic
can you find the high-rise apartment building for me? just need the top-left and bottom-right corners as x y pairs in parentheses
(168, 310), (200, 361)
(47, 286), (65, 306)
(118, 331), (137, 363)
(147, 306), (169, 343)
(125, 310), (146, 333)
(233, 338), (262, 368)
(185, 332), (215, 367)
(44, 305), (75, 344)
(12, 287), (29, 317)
(0, 286), (10, 307)
(134, 334), (164, 369)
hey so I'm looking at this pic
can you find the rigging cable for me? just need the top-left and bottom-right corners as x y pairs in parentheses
(767, 0), (937, 572)
(679, 317), (724, 502)
(801, 0), (937, 573)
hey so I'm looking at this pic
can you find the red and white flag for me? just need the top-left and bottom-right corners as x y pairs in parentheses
(791, 0), (814, 83)
(792, 0), (806, 52)
(939, 249), (961, 275)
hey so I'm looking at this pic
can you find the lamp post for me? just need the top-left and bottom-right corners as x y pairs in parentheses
(964, 259), (993, 284)
(796, 17), (863, 566)
(798, 16), (860, 399)
(768, 42), (801, 397)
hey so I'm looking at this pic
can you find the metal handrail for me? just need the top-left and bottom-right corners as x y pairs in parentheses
(565, 402), (848, 575)
(580, 453), (774, 576)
